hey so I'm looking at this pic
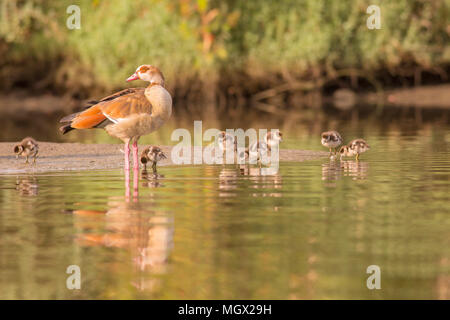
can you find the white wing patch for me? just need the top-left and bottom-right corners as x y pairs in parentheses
(102, 112), (126, 124)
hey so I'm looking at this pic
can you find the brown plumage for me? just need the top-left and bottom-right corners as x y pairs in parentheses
(339, 138), (370, 160)
(14, 137), (39, 164)
(140, 146), (167, 173)
(59, 65), (172, 171)
(321, 130), (343, 156)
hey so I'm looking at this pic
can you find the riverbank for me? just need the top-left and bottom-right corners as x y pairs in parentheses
(2, 84), (450, 118)
(1, 1), (449, 109)
(0, 142), (328, 174)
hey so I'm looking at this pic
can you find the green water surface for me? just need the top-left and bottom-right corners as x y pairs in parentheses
(0, 123), (449, 299)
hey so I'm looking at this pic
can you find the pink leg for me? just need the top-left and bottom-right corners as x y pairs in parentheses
(132, 140), (139, 170)
(124, 140), (130, 171)
(124, 140), (131, 201)
(132, 140), (139, 200)
(133, 167), (139, 201)
(125, 166), (130, 202)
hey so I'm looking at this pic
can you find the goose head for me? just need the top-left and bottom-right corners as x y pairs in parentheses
(127, 65), (165, 86)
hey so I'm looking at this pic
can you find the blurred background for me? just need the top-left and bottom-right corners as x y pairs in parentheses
(1, 1), (450, 300)
(0, 0), (449, 144)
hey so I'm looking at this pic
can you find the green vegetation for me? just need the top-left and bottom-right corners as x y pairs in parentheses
(0, 0), (449, 101)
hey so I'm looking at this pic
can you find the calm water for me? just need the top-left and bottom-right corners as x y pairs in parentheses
(0, 121), (449, 299)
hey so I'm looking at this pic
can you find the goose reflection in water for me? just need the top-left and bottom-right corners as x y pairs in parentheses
(341, 160), (369, 180)
(218, 165), (282, 198)
(72, 172), (173, 292)
(141, 169), (165, 188)
(321, 160), (343, 181)
(322, 160), (369, 181)
(16, 176), (38, 196)
(218, 168), (240, 197)
(73, 200), (174, 292)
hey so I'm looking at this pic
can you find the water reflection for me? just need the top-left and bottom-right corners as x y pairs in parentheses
(321, 160), (342, 181)
(141, 170), (165, 188)
(341, 160), (369, 180)
(322, 160), (369, 181)
(74, 198), (174, 292)
(73, 172), (173, 293)
(219, 166), (283, 198)
(219, 168), (239, 197)
(15, 176), (38, 196)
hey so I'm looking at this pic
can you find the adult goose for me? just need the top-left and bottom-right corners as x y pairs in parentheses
(59, 65), (172, 171)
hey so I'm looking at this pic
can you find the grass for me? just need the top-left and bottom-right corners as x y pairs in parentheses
(0, 0), (449, 103)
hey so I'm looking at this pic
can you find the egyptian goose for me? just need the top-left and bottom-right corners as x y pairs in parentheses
(339, 138), (370, 160)
(14, 137), (39, 164)
(140, 146), (167, 173)
(321, 130), (343, 156)
(59, 65), (172, 171)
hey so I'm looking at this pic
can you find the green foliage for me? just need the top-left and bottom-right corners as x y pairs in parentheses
(0, 0), (449, 93)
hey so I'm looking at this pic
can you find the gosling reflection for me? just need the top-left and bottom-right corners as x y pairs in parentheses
(218, 168), (239, 197)
(218, 165), (282, 198)
(16, 176), (38, 196)
(141, 169), (165, 188)
(246, 169), (282, 198)
(341, 160), (369, 180)
(321, 160), (342, 181)
(321, 160), (369, 181)
(73, 199), (174, 292)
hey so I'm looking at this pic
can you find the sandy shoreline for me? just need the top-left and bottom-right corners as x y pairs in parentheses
(0, 142), (328, 174)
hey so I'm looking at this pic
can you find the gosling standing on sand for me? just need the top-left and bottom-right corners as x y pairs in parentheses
(321, 131), (343, 156)
(339, 139), (370, 160)
(14, 137), (39, 164)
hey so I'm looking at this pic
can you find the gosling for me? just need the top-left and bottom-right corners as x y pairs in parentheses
(14, 137), (39, 164)
(339, 139), (370, 160)
(321, 131), (343, 156)
(217, 131), (237, 155)
(140, 146), (167, 173)
(248, 131), (283, 166)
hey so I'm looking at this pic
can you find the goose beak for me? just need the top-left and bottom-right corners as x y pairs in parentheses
(126, 72), (139, 82)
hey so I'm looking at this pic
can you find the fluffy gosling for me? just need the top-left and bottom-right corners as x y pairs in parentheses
(321, 131), (343, 156)
(14, 137), (39, 164)
(247, 131), (283, 167)
(339, 139), (370, 160)
(140, 146), (167, 173)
